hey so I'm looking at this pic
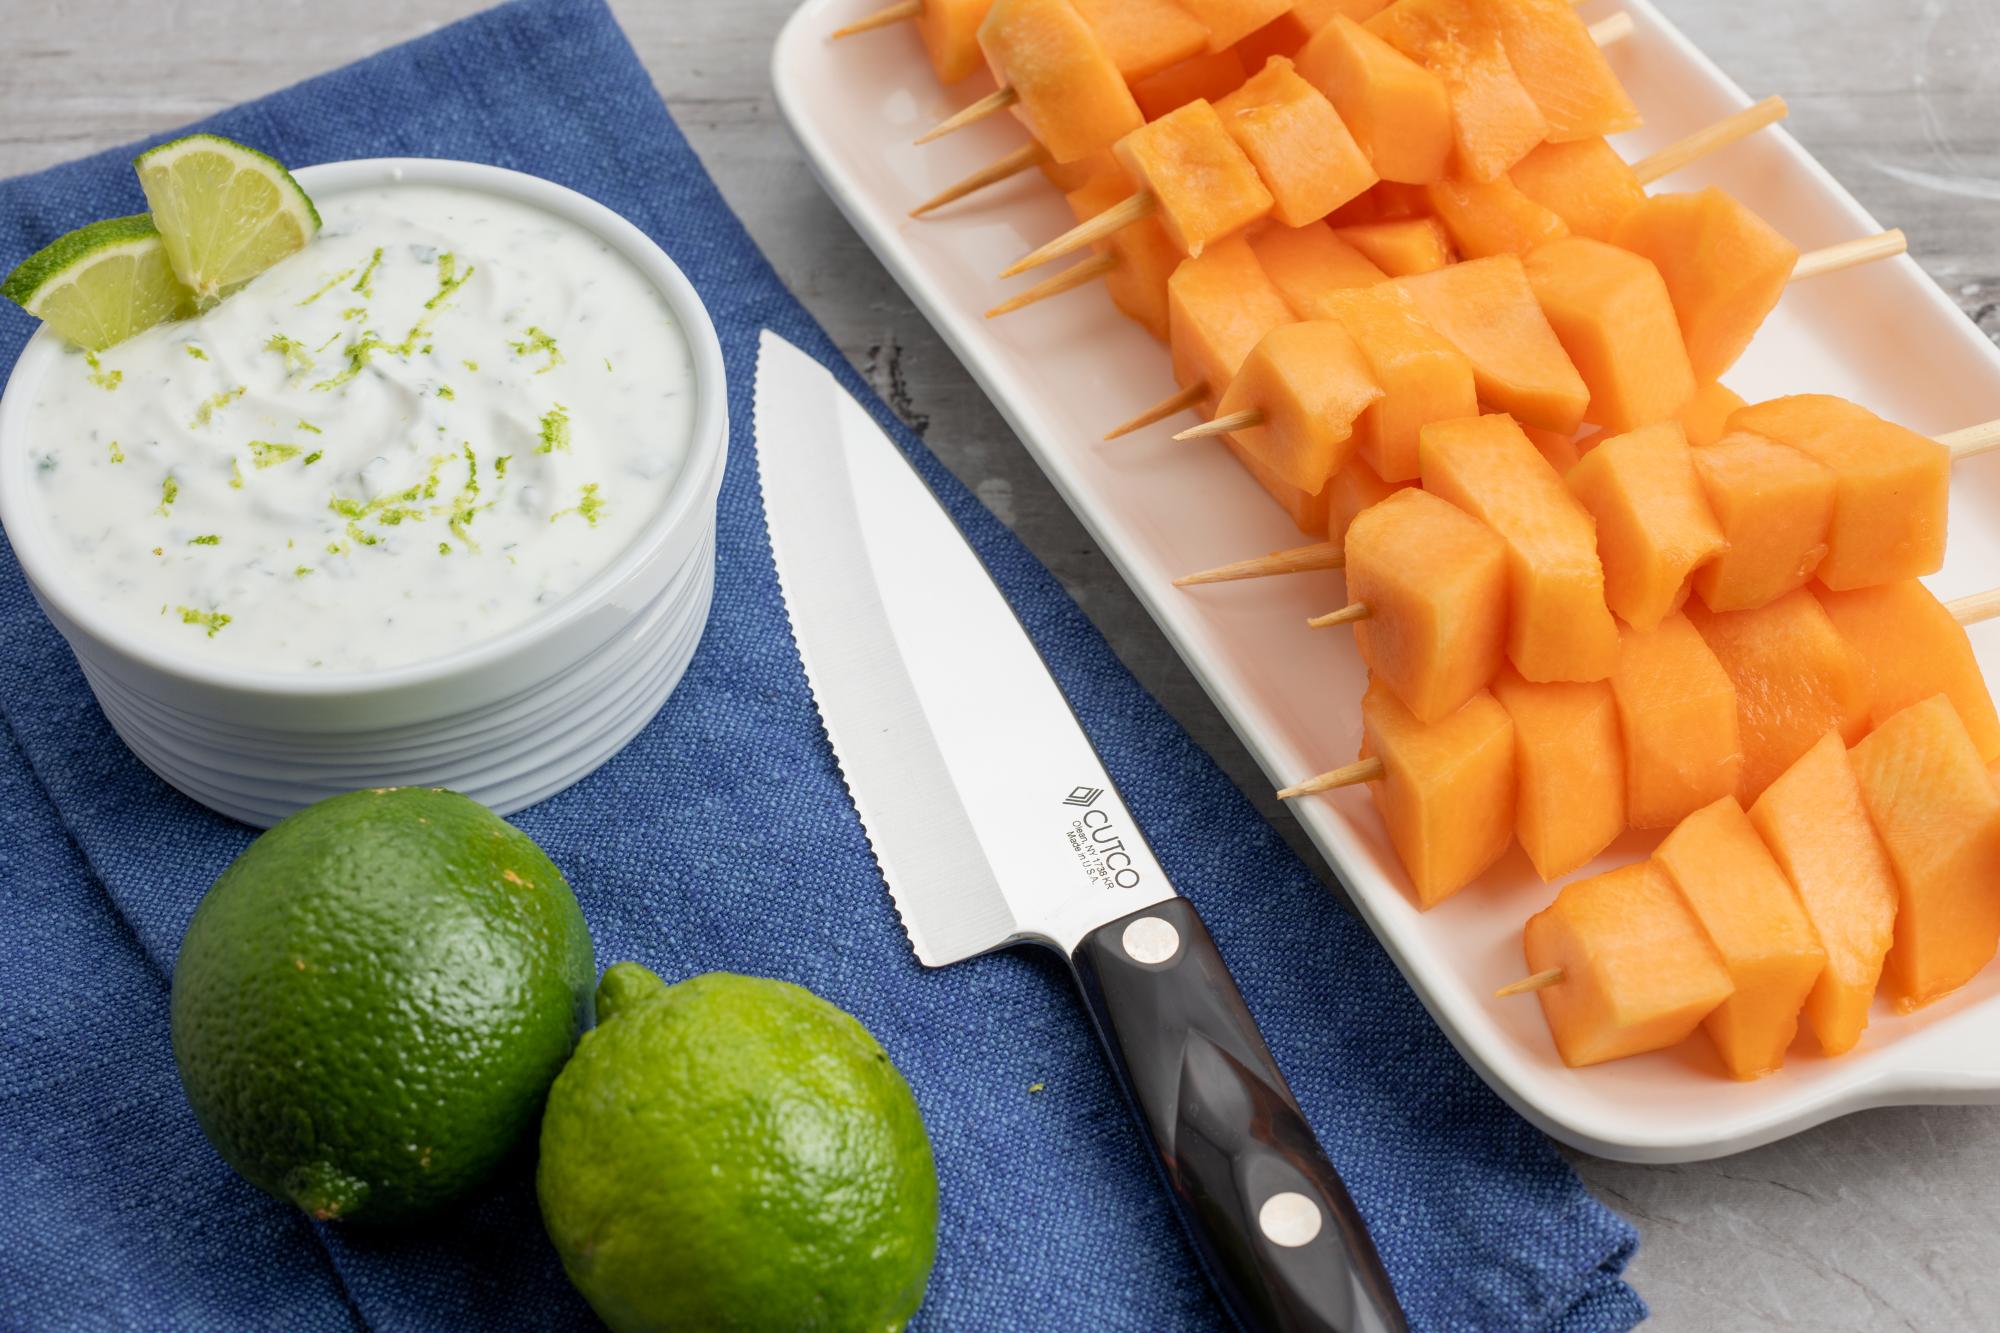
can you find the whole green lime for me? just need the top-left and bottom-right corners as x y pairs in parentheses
(537, 966), (938, 1332)
(170, 787), (595, 1224)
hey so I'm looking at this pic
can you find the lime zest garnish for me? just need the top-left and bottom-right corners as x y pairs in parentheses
(177, 605), (231, 637)
(438, 542), (452, 555)
(156, 475), (179, 515)
(313, 331), (342, 353)
(303, 449), (323, 466)
(425, 252), (475, 310)
(495, 455), (511, 478)
(188, 534), (220, 546)
(1, 214), (196, 351)
(83, 351), (122, 390)
(462, 358), (479, 373)
(185, 344), (208, 361)
(604, 358), (613, 373)
(108, 441), (125, 463)
(295, 269), (354, 307)
(296, 418), (322, 434)
(536, 405), (571, 454)
(550, 482), (604, 528)
(509, 325), (562, 374)
(341, 306), (366, 321)
(228, 459), (244, 490)
(267, 333), (314, 374)
(352, 247), (384, 297)
(294, 565), (314, 577)
(248, 441), (302, 469)
(438, 384), (455, 400)
(189, 385), (245, 428)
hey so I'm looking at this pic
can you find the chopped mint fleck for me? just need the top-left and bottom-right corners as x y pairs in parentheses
(249, 441), (302, 469)
(296, 418), (322, 435)
(177, 606), (231, 637)
(425, 252), (475, 310)
(352, 247), (385, 297)
(156, 475), (179, 516)
(188, 534), (220, 546)
(437, 384), (455, 400)
(296, 268), (356, 306)
(83, 351), (121, 391)
(189, 386), (245, 429)
(510, 325), (563, 374)
(550, 482), (604, 527)
(267, 333), (314, 374)
(184, 344), (209, 362)
(536, 404), (571, 453)
(303, 450), (323, 466)
(107, 441), (125, 464)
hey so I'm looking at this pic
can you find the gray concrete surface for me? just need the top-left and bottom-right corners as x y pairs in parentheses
(5, 0), (1999, 1326)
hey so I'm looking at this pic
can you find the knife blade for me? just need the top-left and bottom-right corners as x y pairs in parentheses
(753, 330), (1405, 1333)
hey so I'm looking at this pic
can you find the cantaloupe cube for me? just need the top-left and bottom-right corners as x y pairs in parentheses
(1679, 380), (1745, 447)
(1725, 395), (1950, 589)
(1326, 456), (1414, 544)
(1654, 797), (1827, 1080)
(1818, 582), (2000, 764)
(1317, 285), (1477, 482)
(1235, 0), (1393, 66)
(1040, 148), (1119, 195)
(1684, 589), (1871, 804)
(1491, 665), (1625, 880)
(1469, 0), (1639, 142)
(1072, 0), (1211, 81)
(1521, 424), (1581, 474)
(1508, 138), (1647, 243)
(1248, 224), (1388, 319)
(1113, 100), (1275, 257)
(1360, 681), (1516, 907)
(1131, 48), (1249, 121)
(1419, 414), (1620, 680)
(1610, 613), (1743, 828)
(1565, 422), (1725, 631)
(1367, 0), (1549, 182)
(1222, 429), (1332, 535)
(914, 0), (993, 83)
(1849, 696), (2000, 1010)
(1522, 862), (1733, 1067)
(1747, 732), (1900, 1056)
(1346, 488), (1509, 722)
(1296, 16), (1452, 184)
(1394, 256), (1590, 432)
(1215, 57), (1378, 226)
(1216, 321), (1384, 492)
(1178, 0), (1294, 49)
(979, 0), (1146, 163)
(1524, 237), (1698, 435)
(1610, 188), (1800, 383)
(1167, 237), (1294, 393)
(1425, 172), (1569, 259)
(1065, 173), (1179, 340)
(1688, 432), (1834, 612)
(1334, 218), (1454, 275)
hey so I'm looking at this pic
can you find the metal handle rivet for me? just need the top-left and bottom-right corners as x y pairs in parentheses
(1258, 1191), (1323, 1248)
(1121, 916), (1180, 964)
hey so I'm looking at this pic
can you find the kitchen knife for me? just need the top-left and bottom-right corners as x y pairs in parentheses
(752, 330), (1405, 1333)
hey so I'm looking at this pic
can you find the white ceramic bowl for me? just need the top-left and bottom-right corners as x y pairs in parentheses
(0, 158), (729, 826)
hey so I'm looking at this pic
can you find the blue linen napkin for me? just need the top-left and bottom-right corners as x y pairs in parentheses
(0, 1), (1646, 1327)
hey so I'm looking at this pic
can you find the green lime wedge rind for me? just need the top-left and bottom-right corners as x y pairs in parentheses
(134, 133), (321, 307)
(0, 214), (199, 353)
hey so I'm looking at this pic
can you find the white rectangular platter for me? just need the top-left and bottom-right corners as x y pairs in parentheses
(772, 0), (2000, 1161)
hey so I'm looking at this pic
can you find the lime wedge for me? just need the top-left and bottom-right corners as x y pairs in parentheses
(134, 133), (321, 306)
(1, 214), (198, 352)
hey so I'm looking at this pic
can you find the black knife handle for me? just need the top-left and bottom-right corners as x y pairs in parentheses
(1071, 897), (1407, 1333)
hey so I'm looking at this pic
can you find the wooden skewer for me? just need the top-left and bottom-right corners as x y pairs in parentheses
(1306, 602), (1372, 629)
(1631, 95), (1788, 185)
(986, 252), (1118, 317)
(1172, 407), (1262, 440)
(1002, 191), (1159, 278)
(1940, 419), (2000, 459)
(832, 0), (922, 38)
(1276, 755), (1384, 800)
(1104, 383), (1208, 440)
(913, 141), (1052, 216)
(1586, 11), (1633, 44)
(1792, 229), (1906, 281)
(915, 85), (1020, 145)
(1494, 968), (1566, 998)
(1173, 541), (1344, 586)
(1948, 588), (2000, 627)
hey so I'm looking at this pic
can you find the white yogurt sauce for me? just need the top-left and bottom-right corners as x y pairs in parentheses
(18, 183), (696, 673)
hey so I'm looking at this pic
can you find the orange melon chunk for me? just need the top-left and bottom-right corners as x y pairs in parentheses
(1236, 0), (1394, 66)
(1679, 380), (1745, 447)
(1360, 681), (1516, 907)
(1345, 487), (1510, 723)
(1654, 796), (1827, 1080)
(914, 0), (994, 84)
(1849, 695), (2000, 1011)
(1610, 187), (1799, 382)
(1179, 0), (1294, 49)
(1817, 581), (2000, 764)
(1747, 732), (1900, 1056)
(1610, 613), (1743, 828)
(1469, 0), (1639, 141)
(1295, 16), (1453, 184)
(1215, 57), (1378, 226)
(1248, 224), (1388, 319)
(1131, 48), (1249, 120)
(1491, 665), (1625, 880)
(1367, 0), (1549, 183)
(1113, 99), (1275, 257)
(1508, 138), (1646, 243)
(1166, 236), (1293, 393)
(1072, 0), (1211, 81)
(1565, 422), (1725, 632)
(1326, 455), (1413, 544)
(1216, 321), (1384, 492)
(1335, 218), (1454, 276)
(1318, 285), (1478, 482)
(1394, 255), (1590, 432)
(1424, 172), (1569, 259)
(1065, 172), (1180, 340)
(1419, 413), (1620, 681)
(979, 0), (1146, 163)
(1684, 588), (1871, 804)
(1039, 148), (1118, 195)
(1521, 424), (1581, 475)
(1524, 237), (1697, 435)
(1688, 432), (1834, 612)
(1522, 862), (1733, 1067)
(1222, 429), (1332, 535)
(1725, 395), (1950, 589)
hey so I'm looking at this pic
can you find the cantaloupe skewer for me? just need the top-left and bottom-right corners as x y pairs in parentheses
(1628, 95), (1788, 185)
(834, 0), (924, 38)
(912, 140), (1051, 216)
(837, 0), (998, 85)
